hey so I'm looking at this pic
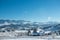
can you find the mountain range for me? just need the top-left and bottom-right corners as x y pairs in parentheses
(0, 19), (60, 32)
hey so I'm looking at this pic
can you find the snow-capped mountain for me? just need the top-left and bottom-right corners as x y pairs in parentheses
(0, 19), (60, 33)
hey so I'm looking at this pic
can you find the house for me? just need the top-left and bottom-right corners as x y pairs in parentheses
(44, 31), (52, 35)
(14, 30), (28, 36)
(28, 28), (44, 36)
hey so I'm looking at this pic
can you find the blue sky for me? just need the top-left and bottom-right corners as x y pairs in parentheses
(0, 0), (60, 22)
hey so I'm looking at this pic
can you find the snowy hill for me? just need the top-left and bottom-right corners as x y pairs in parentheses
(0, 19), (60, 37)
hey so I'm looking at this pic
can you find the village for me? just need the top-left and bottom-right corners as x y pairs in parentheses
(0, 27), (60, 37)
(14, 27), (60, 37)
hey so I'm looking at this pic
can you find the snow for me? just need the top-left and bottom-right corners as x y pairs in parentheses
(44, 31), (51, 34)
(15, 30), (28, 33)
(0, 38), (60, 40)
(0, 36), (60, 40)
(0, 22), (10, 26)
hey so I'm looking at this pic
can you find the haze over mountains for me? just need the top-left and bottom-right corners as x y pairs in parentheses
(0, 19), (60, 32)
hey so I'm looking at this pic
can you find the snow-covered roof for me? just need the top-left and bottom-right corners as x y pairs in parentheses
(44, 31), (51, 34)
(14, 30), (28, 33)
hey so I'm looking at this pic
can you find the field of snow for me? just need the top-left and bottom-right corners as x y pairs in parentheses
(0, 36), (60, 40)
(0, 38), (60, 40)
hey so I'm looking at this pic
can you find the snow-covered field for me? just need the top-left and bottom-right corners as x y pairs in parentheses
(0, 36), (60, 40)
(0, 38), (60, 40)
